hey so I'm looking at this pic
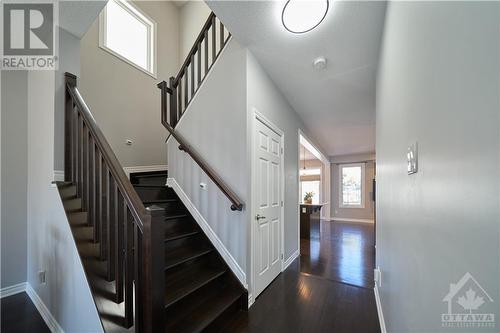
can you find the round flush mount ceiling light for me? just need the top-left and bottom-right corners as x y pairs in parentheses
(282, 0), (329, 34)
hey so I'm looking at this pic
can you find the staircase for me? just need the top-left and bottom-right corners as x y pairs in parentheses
(131, 172), (246, 332)
(60, 10), (247, 333)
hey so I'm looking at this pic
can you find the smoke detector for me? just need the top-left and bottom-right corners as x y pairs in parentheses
(313, 57), (327, 70)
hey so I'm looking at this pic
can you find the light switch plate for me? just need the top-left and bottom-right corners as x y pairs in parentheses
(407, 143), (418, 175)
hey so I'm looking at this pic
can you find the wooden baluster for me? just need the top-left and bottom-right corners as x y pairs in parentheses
(220, 21), (225, 52)
(211, 16), (216, 67)
(106, 171), (116, 281)
(142, 207), (165, 332)
(115, 188), (124, 303)
(78, 116), (84, 198)
(82, 125), (88, 212)
(204, 30), (209, 75)
(184, 68), (188, 107)
(99, 154), (107, 260)
(88, 135), (95, 232)
(123, 205), (134, 328)
(134, 226), (143, 332)
(93, 142), (100, 242)
(169, 77), (177, 127)
(72, 107), (78, 185)
(191, 54), (195, 97)
(64, 74), (77, 182)
(197, 45), (202, 85)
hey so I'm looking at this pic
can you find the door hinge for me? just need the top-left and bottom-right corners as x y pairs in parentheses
(281, 201), (283, 207)
(281, 147), (284, 155)
(281, 254), (284, 260)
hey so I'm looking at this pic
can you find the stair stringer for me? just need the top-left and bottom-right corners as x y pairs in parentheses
(166, 177), (247, 289)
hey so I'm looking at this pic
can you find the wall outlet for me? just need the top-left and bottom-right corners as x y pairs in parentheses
(38, 270), (46, 284)
(374, 267), (381, 287)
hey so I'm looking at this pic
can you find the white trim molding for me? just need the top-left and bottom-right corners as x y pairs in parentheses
(331, 217), (374, 224)
(0, 282), (27, 298)
(26, 284), (65, 333)
(283, 250), (299, 271)
(53, 170), (65, 182)
(248, 294), (254, 308)
(123, 164), (167, 178)
(166, 177), (247, 289)
(374, 285), (387, 333)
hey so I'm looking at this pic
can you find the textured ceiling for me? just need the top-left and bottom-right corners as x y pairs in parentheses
(207, 0), (386, 156)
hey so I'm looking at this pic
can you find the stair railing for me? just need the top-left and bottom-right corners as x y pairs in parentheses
(158, 12), (230, 128)
(157, 12), (242, 211)
(64, 72), (165, 332)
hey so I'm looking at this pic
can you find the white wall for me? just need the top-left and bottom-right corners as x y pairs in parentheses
(168, 39), (249, 276)
(1, 71), (28, 288)
(27, 71), (103, 332)
(376, 2), (499, 332)
(80, 0), (179, 168)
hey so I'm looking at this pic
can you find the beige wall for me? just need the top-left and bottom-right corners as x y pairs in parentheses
(79, 0), (180, 167)
(330, 153), (375, 221)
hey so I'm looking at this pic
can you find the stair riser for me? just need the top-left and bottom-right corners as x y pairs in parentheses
(68, 212), (88, 226)
(59, 185), (77, 199)
(63, 198), (82, 212)
(131, 175), (167, 186)
(135, 187), (175, 201)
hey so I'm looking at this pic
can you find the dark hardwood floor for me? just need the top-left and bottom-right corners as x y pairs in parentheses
(219, 258), (380, 333)
(1, 292), (50, 333)
(300, 220), (375, 289)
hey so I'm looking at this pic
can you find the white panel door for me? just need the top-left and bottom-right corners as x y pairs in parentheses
(254, 117), (282, 298)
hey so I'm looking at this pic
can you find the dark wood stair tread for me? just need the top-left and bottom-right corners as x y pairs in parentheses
(165, 264), (226, 308)
(165, 221), (199, 242)
(165, 284), (242, 333)
(165, 245), (213, 270)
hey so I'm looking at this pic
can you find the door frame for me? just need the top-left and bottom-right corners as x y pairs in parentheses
(250, 108), (285, 302)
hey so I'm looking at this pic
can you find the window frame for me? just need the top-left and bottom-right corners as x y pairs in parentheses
(339, 163), (365, 209)
(98, 0), (157, 78)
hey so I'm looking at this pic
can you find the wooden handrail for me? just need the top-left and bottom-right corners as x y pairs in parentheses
(163, 121), (243, 211)
(65, 74), (149, 230)
(156, 12), (241, 211)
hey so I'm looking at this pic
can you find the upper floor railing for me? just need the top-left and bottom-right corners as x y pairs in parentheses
(157, 12), (243, 211)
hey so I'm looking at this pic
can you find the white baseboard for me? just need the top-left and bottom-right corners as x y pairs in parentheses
(248, 294), (254, 308)
(53, 170), (65, 182)
(166, 178), (247, 289)
(26, 283), (65, 333)
(330, 217), (374, 224)
(283, 250), (299, 271)
(123, 165), (168, 178)
(374, 284), (387, 333)
(0, 282), (27, 298)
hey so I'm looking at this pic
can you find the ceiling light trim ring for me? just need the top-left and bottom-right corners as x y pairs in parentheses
(281, 0), (330, 34)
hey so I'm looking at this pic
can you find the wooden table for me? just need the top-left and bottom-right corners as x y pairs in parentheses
(300, 204), (324, 239)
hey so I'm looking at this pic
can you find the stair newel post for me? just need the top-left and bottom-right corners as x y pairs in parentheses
(142, 206), (165, 333)
(169, 76), (178, 127)
(157, 81), (168, 127)
(64, 72), (77, 182)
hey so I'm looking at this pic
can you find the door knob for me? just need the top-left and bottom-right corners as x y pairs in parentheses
(256, 214), (266, 220)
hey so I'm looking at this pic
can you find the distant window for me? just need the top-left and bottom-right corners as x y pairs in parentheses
(301, 180), (320, 204)
(99, 0), (156, 77)
(340, 163), (365, 208)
